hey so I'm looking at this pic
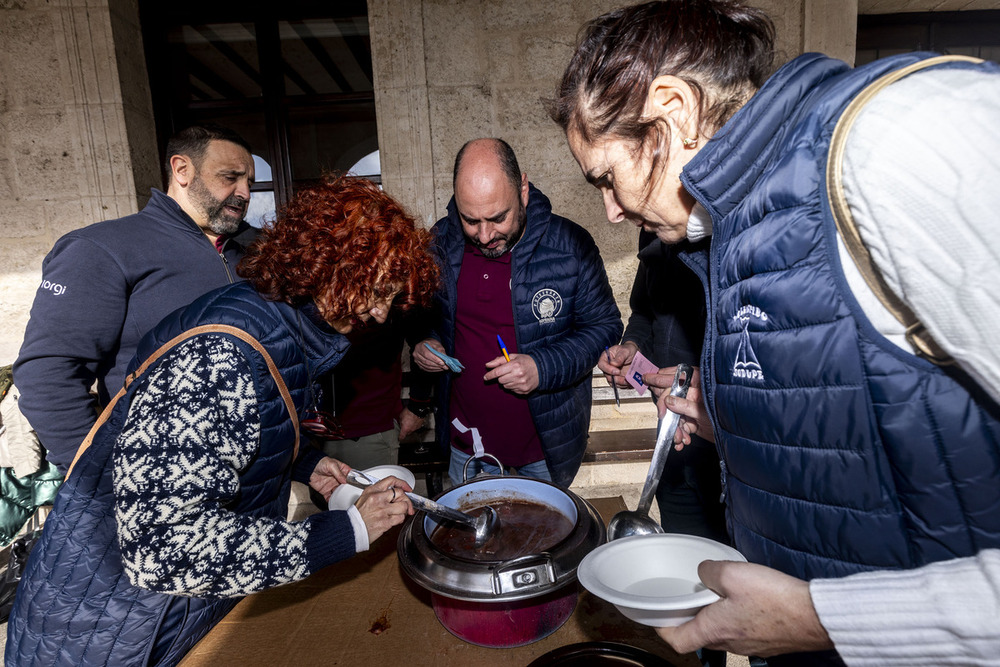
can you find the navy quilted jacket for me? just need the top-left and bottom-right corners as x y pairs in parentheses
(6, 282), (350, 666)
(679, 53), (1000, 581)
(427, 184), (622, 487)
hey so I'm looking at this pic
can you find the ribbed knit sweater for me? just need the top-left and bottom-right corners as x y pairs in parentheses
(810, 67), (1000, 665)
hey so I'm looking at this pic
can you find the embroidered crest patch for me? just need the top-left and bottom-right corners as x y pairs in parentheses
(733, 304), (767, 382)
(531, 288), (562, 324)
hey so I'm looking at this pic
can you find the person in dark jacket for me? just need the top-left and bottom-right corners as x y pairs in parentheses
(553, 1), (1000, 664)
(600, 231), (731, 667)
(412, 138), (622, 489)
(5, 174), (440, 666)
(14, 124), (259, 474)
(600, 231), (726, 544)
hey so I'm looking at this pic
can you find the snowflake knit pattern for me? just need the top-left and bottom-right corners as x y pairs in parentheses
(113, 334), (312, 598)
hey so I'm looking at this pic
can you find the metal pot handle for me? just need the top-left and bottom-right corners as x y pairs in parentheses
(461, 452), (506, 483)
(491, 552), (556, 595)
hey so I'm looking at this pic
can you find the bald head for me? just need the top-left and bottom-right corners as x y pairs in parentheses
(453, 138), (523, 193)
(452, 138), (529, 258)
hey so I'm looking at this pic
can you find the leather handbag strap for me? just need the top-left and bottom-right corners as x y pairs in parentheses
(826, 54), (981, 366)
(66, 324), (299, 479)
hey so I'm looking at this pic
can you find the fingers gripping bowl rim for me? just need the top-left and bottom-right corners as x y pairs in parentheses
(327, 464), (416, 511)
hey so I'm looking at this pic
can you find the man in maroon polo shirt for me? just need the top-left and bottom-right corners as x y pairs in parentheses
(412, 138), (622, 487)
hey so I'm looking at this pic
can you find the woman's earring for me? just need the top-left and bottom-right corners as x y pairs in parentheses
(682, 136), (698, 148)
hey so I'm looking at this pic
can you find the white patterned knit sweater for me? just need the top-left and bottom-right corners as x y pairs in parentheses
(113, 334), (353, 598)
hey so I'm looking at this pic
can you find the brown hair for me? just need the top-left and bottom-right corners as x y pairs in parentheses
(550, 1), (774, 185)
(238, 174), (439, 322)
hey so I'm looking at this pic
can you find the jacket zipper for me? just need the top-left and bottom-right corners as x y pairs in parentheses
(214, 238), (235, 283)
(218, 248), (235, 283)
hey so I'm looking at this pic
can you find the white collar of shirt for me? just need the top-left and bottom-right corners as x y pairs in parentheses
(687, 202), (713, 242)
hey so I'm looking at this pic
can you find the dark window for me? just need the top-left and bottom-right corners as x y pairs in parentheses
(140, 2), (377, 227)
(857, 10), (1000, 66)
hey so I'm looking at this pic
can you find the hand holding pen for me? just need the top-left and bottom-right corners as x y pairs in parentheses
(599, 343), (639, 402)
(605, 346), (621, 409)
(484, 333), (539, 394)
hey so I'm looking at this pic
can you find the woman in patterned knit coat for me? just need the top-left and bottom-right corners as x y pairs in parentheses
(6, 175), (441, 666)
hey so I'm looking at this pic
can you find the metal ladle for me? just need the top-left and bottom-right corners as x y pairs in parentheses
(347, 469), (500, 547)
(606, 363), (693, 541)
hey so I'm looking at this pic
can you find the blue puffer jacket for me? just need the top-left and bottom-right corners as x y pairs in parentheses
(6, 282), (348, 666)
(679, 52), (1000, 581)
(427, 184), (622, 487)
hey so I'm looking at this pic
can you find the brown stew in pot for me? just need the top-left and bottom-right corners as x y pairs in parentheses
(429, 499), (573, 561)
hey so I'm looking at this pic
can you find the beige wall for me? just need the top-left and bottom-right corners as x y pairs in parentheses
(368, 0), (859, 322)
(2, 0), (995, 367)
(0, 0), (156, 365)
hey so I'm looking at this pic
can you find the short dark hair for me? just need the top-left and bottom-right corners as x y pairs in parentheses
(163, 123), (253, 181)
(453, 138), (522, 194)
(549, 0), (774, 181)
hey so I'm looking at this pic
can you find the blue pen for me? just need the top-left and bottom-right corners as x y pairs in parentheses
(605, 346), (621, 408)
(497, 334), (511, 362)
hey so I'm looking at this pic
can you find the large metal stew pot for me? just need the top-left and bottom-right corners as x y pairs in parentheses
(397, 474), (606, 648)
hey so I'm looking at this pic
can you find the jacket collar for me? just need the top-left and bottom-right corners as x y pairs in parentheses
(287, 300), (349, 379)
(252, 291), (349, 379)
(145, 188), (257, 250)
(512, 183), (552, 261)
(680, 53), (849, 221)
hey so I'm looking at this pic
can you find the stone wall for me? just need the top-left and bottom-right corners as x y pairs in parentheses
(2, 0), (984, 368)
(368, 0), (858, 326)
(0, 0), (156, 366)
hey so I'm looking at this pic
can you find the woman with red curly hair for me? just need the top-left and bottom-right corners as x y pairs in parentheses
(8, 175), (439, 667)
(239, 175), (439, 333)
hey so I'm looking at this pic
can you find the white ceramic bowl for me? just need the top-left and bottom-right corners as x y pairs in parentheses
(577, 533), (746, 627)
(327, 464), (417, 511)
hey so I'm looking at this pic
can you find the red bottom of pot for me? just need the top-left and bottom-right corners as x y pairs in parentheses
(432, 586), (578, 648)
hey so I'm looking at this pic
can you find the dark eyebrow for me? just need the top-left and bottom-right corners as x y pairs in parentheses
(460, 208), (511, 225)
(218, 167), (254, 185)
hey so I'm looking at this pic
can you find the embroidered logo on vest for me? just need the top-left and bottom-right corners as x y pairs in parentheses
(531, 288), (562, 324)
(733, 305), (767, 382)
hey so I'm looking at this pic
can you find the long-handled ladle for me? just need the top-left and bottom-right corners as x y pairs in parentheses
(606, 364), (693, 541)
(347, 469), (499, 547)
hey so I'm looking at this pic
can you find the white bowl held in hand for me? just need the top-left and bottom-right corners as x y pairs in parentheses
(327, 464), (417, 511)
(577, 533), (747, 627)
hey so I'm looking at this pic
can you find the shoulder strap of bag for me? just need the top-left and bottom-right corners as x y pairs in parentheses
(66, 324), (299, 479)
(826, 54), (981, 366)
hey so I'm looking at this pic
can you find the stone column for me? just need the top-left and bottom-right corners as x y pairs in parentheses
(368, 0), (437, 227)
(0, 0), (156, 364)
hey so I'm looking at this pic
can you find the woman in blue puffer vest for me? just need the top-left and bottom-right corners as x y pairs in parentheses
(552, 1), (1000, 665)
(5, 174), (440, 666)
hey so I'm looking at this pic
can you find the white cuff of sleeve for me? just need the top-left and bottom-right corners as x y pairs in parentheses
(347, 505), (370, 552)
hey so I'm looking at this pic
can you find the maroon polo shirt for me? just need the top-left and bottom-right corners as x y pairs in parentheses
(449, 243), (543, 467)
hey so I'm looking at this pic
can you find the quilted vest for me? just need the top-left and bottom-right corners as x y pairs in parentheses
(679, 52), (1000, 581)
(6, 282), (347, 666)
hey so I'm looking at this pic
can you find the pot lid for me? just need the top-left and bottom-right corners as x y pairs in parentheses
(527, 641), (678, 666)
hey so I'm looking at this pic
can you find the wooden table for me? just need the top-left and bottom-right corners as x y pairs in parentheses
(179, 497), (700, 667)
